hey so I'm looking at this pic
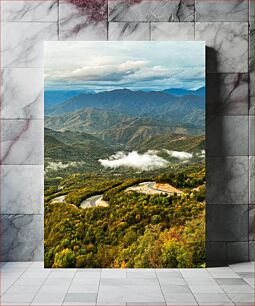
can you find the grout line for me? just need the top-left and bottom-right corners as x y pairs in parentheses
(154, 270), (167, 306)
(95, 268), (102, 306)
(207, 267), (240, 305)
(1, 262), (33, 296)
(178, 270), (200, 305)
(62, 268), (78, 305)
(29, 265), (53, 305)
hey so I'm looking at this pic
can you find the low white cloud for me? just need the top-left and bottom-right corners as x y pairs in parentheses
(45, 161), (85, 172)
(198, 150), (205, 157)
(165, 150), (193, 160)
(99, 151), (168, 171)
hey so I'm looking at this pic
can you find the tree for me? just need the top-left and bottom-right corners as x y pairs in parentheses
(53, 248), (76, 268)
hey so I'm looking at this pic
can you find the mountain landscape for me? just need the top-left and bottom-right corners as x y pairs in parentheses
(44, 41), (205, 269)
(45, 89), (205, 143)
(45, 88), (205, 181)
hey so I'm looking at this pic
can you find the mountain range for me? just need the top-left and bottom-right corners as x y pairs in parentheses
(45, 89), (94, 106)
(163, 86), (205, 97)
(45, 89), (204, 132)
(45, 87), (205, 176)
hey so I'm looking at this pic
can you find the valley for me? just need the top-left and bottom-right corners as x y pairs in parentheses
(44, 87), (206, 269)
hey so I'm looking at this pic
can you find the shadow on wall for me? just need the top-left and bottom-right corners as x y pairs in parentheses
(205, 46), (250, 267)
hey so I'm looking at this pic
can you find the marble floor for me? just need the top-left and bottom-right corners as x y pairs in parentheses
(0, 262), (254, 305)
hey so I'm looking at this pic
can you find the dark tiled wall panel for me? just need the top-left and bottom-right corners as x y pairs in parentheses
(0, 0), (254, 264)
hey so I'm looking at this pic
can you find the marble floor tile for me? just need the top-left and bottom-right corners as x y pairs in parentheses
(1, 165), (43, 214)
(1, 262), (254, 304)
(99, 277), (158, 287)
(206, 156), (249, 204)
(215, 278), (249, 285)
(2, 283), (41, 303)
(160, 284), (191, 294)
(14, 277), (45, 287)
(21, 270), (51, 279)
(1, 22), (58, 68)
(127, 269), (156, 278)
(59, 0), (107, 40)
(180, 268), (211, 279)
(1, 0), (58, 22)
(207, 267), (241, 278)
(1, 68), (44, 119)
(42, 277), (73, 290)
(156, 269), (183, 276)
(189, 284), (224, 294)
(243, 276), (255, 288)
(48, 269), (77, 278)
(31, 291), (66, 305)
(64, 292), (97, 303)
(156, 270), (186, 286)
(162, 293), (198, 305)
(157, 277), (186, 286)
(184, 277), (223, 289)
(193, 292), (234, 305)
(227, 292), (254, 305)
(109, 22), (150, 40)
(237, 272), (255, 278)
(196, 0), (248, 22)
(151, 22), (194, 40)
(0, 119), (43, 165)
(96, 285), (128, 305)
(101, 268), (127, 279)
(126, 303), (166, 306)
(125, 285), (165, 303)
(2, 261), (32, 269)
(75, 270), (101, 279)
(220, 284), (253, 294)
(195, 22), (248, 73)
(0, 267), (29, 277)
(68, 279), (99, 293)
(230, 261), (254, 272)
(108, 0), (195, 22)
(1, 279), (18, 296)
(206, 73), (249, 116)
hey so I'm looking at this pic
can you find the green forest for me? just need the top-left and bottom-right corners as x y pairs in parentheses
(44, 167), (205, 268)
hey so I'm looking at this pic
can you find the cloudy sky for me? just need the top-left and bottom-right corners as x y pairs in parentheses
(44, 41), (205, 92)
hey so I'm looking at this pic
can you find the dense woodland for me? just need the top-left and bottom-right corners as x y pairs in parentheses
(44, 168), (205, 268)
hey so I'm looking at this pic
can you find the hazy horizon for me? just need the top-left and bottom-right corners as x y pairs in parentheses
(45, 41), (205, 92)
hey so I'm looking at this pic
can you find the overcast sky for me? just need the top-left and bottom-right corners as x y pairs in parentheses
(44, 41), (205, 92)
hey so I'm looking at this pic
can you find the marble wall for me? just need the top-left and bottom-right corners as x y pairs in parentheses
(0, 0), (254, 265)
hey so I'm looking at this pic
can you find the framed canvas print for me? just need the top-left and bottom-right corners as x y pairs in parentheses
(44, 41), (205, 268)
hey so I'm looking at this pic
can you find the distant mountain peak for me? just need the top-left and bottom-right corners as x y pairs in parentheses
(164, 86), (205, 97)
